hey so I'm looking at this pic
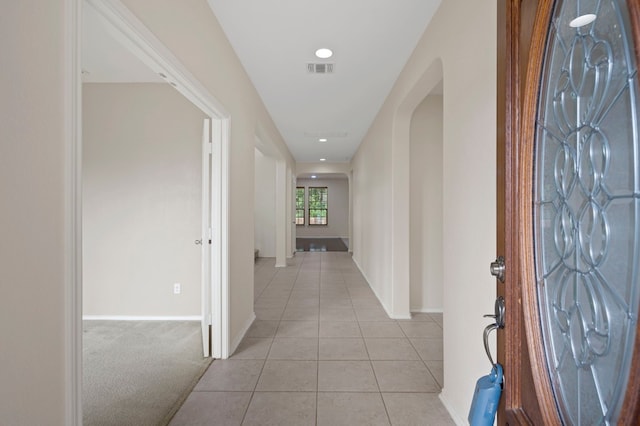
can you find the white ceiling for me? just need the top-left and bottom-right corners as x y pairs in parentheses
(81, 0), (442, 164)
(207, 0), (442, 163)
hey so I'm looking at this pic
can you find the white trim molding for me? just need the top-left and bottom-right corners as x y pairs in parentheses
(82, 316), (202, 321)
(65, 0), (82, 424)
(84, 0), (229, 119)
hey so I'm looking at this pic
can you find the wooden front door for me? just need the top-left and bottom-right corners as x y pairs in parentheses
(497, 0), (640, 424)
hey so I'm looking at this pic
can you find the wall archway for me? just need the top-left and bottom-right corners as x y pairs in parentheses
(390, 58), (444, 317)
(409, 87), (443, 313)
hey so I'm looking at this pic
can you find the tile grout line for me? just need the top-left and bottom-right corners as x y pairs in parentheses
(242, 253), (306, 425)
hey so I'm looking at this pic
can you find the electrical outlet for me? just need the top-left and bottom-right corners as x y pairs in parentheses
(173, 283), (181, 294)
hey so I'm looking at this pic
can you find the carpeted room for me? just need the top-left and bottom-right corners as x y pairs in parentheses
(81, 60), (211, 423)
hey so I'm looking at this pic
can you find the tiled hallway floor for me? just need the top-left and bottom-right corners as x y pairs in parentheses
(170, 252), (454, 425)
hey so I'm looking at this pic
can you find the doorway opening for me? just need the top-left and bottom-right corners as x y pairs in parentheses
(295, 173), (350, 252)
(80, 0), (230, 423)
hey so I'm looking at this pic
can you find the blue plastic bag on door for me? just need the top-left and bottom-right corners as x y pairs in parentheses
(468, 364), (503, 426)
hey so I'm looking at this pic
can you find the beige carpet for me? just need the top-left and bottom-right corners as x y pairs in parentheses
(83, 320), (212, 426)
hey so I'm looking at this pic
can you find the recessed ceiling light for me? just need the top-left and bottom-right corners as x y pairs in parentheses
(311, 175), (317, 179)
(320, 158), (326, 162)
(570, 14), (596, 27)
(319, 138), (328, 142)
(315, 48), (333, 59)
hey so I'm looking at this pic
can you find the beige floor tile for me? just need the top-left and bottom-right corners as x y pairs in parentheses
(320, 273), (344, 283)
(372, 361), (440, 392)
(258, 288), (292, 299)
(351, 298), (383, 309)
(246, 320), (279, 338)
(319, 321), (362, 338)
(425, 360), (444, 388)
(429, 312), (444, 326)
(320, 297), (353, 309)
(177, 253), (452, 426)
(320, 281), (348, 288)
(321, 289), (350, 298)
(293, 276), (320, 290)
(355, 308), (393, 322)
(282, 307), (319, 321)
(398, 321), (443, 338)
(275, 320), (319, 338)
(317, 361), (378, 391)
(169, 391), (251, 426)
(290, 289), (320, 298)
(410, 338), (443, 361)
(194, 360), (264, 391)
(319, 307), (357, 322)
(317, 392), (390, 426)
(242, 392), (316, 426)
(348, 288), (377, 298)
(268, 337), (318, 360)
(319, 338), (368, 360)
(408, 312), (438, 322)
(382, 393), (455, 426)
(365, 338), (420, 360)
(254, 297), (287, 309)
(231, 338), (272, 359)
(255, 360), (317, 391)
(254, 307), (284, 321)
(286, 298), (319, 308)
(359, 321), (404, 338)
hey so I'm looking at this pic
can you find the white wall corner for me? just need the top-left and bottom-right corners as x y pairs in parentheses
(229, 312), (256, 356)
(439, 390), (468, 426)
(351, 257), (405, 320)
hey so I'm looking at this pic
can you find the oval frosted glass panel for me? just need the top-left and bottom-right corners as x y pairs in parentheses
(533, 0), (640, 424)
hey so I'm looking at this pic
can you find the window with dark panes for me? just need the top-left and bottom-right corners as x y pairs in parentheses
(296, 187), (305, 225)
(308, 187), (328, 225)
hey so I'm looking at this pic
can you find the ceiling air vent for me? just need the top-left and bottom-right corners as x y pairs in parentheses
(307, 63), (334, 74)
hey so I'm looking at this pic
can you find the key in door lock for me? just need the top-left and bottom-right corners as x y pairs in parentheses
(483, 296), (505, 367)
(489, 256), (506, 282)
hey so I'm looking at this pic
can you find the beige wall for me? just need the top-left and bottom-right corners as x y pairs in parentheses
(120, 0), (296, 343)
(83, 83), (204, 317)
(410, 95), (443, 312)
(351, 0), (497, 421)
(254, 149), (276, 257)
(296, 178), (349, 238)
(0, 2), (72, 424)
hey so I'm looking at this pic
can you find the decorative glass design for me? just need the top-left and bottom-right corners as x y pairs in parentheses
(533, 0), (640, 424)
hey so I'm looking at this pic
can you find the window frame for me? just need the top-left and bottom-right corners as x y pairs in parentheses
(308, 186), (328, 226)
(295, 186), (305, 226)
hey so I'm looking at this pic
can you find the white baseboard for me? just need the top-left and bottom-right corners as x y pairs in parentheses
(410, 308), (444, 314)
(439, 390), (467, 426)
(229, 312), (256, 356)
(82, 315), (201, 321)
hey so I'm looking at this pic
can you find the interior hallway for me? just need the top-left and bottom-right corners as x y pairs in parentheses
(170, 252), (454, 425)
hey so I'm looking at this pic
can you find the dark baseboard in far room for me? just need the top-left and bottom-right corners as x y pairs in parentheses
(296, 238), (348, 252)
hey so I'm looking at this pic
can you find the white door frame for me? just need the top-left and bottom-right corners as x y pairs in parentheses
(67, 1), (231, 421)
